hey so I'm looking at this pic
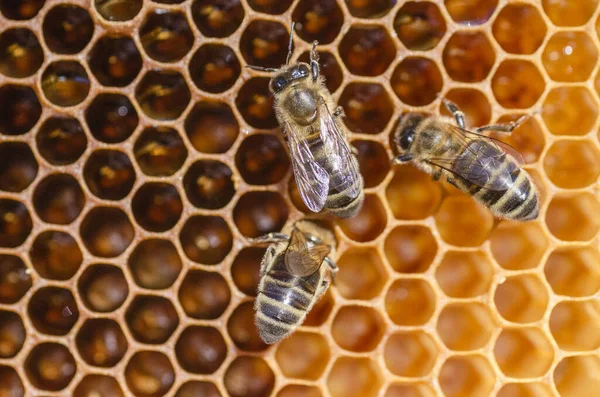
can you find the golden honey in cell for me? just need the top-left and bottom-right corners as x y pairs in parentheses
(247, 23), (364, 218)
(393, 98), (539, 221)
(251, 219), (337, 344)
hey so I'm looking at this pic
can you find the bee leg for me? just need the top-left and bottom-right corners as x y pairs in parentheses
(324, 256), (338, 283)
(474, 114), (530, 135)
(446, 177), (459, 188)
(259, 245), (276, 277)
(248, 233), (290, 245)
(310, 40), (320, 80)
(333, 106), (344, 118)
(440, 96), (466, 129)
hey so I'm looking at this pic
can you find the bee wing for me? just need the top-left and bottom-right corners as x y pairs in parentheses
(285, 228), (329, 277)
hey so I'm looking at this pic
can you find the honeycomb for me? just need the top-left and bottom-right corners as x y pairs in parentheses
(0, 0), (599, 396)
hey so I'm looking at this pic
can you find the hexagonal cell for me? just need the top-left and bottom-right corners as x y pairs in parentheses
(494, 327), (554, 378)
(81, 207), (135, 258)
(134, 126), (187, 176)
(543, 32), (597, 82)
(89, 34), (143, 87)
(550, 300), (600, 351)
(546, 193), (600, 241)
(543, 87), (597, 136)
(41, 61), (90, 107)
(385, 225), (437, 273)
(545, 246), (600, 297)
(278, 384), (322, 397)
(0, 199), (32, 248)
(493, 60), (546, 109)
(132, 183), (182, 232)
(0, 254), (32, 304)
(179, 269), (231, 319)
(0, 365), (24, 396)
(386, 164), (442, 220)
(176, 381), (221, 397)
(184, 160), (235, 210)
(492, 4), (547, 54)
(175, 326), (228, 374)
(224, 356), (275, 397)
(0, 310), (25, 358)
(95, 0), (142, 21)
(186, 100), (239, 153)
(438, 303), (495, 351)
(443, 32), (495, 83)
(25, 342), (76, 391)
(231, 247), (263, 296)
(339, 83), (393, 134)
(30, 230), (82, 280)
(384, 331), (437, 378)
(0, 28), (44, 78)
(83, 149), (136, 200)
(490, 113), (545, 164)
(233, 191), (288, 238)
(297, 50), (343, 93)
(394, 1), (446, 51)
(288, 177), (312, 214)
(291, 0), (344, 44)
(78, 263), (128, 312)
(495, 274), (549, 324)
(33, 173), (85, 225)
(125, 351), (175, 397)
(74, 374), (125, 397)
(76, 318), (128, 367)
(543, 0), (598, 26)
(236, 134), (289, 186)
(36, 116), (87, 165)
(126, 295), (179, 344)
(435, 196), (494, 247)
(497, 383), (552, 397)
(191, 0), (245, 38)
(0, 84), (41, 135)
(391, 57), (443, 107)
(0, 0), (44, 20)
(304, 288), (335, 326)
(135, 69), (191, 120)
(235, 77), (278, 129)
(438, 355), (495, 397)
(490, 222), (548, 270)
(337, 247), (387, 300)
(545, 140), (600, 188)
(555, 355), (600, 397)
(386, 383), (436, 397)
(276, 332), (330, 380)
(332, 305), (385, 352)
(85, 93), (139, 143)
(436, 251), (493, 298)
(352, 140), (389, 188)
(140, 10), (194, 63)
(240, 20), (290, 69)
(444, 0), (498, 25)
(180, 215), (233, 264)
(227, 300), (268, 352)
(189, 44), (241, 94)
(339, 25), (396, 76)
(328, 357), (382, 397)
(338, 194), (386, 242)
(28, 286), (79, 336)
(0, 142), (38, 192)
(385, 279), (436, 326)
(346, 0), (394, 18)
(43, 4), (94, 54)
(129, 239), (182, 290)
(439, 88), (491, 127)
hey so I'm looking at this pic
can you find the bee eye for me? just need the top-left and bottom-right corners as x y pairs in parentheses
(271, 76), (287, 92)
(399, 128), (415, 150)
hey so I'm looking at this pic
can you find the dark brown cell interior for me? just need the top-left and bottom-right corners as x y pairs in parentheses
(0, 254), (32, 304)
(247, 0), (292, 15)
(184, 160), (236, 209)
(352, 140), (389, 188)
(132, 182), (183, 232)
(176, 381), (222, 397)
(394, 1), (446, 50)
(346, 0), (395, 18)
(128, 239), (182, 290)
(78, 264), (129, 312)
(233, 191), (288, 238)
(0, 142), (38, 193)
(27, 286), (79, 336)
(43, 4), (94, 54)
(134, 126), (187, 176)
(33, 173), (85, 225)
(224, 356), (275, 397)
(0, 366), (23, 395)
(191, 0), (245, 38)
(95, 0), (142, 21)
(186, 100), (239, 154)
(297, 50), (343, 93)
(0, 199), (33, 248)
(443, 31), (495, 83)
(30, 230), (82, 280)
(25, 342), (77, 392)
(240, 20), (289, 69)
(236, 77), (278, 129)
(231, 247), (264, 296)
(179, 269), (231, 319)
(444, 0), (498, 25)
(126, 295), (179, 344)
(74, 374), (125, 397)
(0, 84), (41, 136)
(135, 69), (191, 120)
(140, 10), (194, 63)
(0, 0), (44, 20)
(79, 206), (135, 258)
(340, 83), (394, 134)
(88, 34), (143, 87)
(180, 215), (233, 264)
(227, 301), (268, 351)
(83, 149), (136, 200)
(391, 57), (443, 106)
(76, 318), (128, 367)
(0, 310), (25, 358)
(339, 25), (396, 77)
(236, 133), (289, 185)
(189, 44), (241, 94)
(175, 326), (228, 374)
(125, 351), (175, 397)
(36, 116), (87, 165)
(85, 93), (139, 143)
(291, 0), (344, 45)
(41, 61), (90, 107)
(0, 28), (44, 78)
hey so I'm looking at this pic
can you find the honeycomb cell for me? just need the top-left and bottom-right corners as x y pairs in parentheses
(85, 93), (139, 143)
(339, 25), (396, 76)
(385, 383), (436, 397)
(191, 0), (245, 38)
(304, 289), (335, 326)
(95, 0), (142, 21)
(80, 207), (135, 257)
(438, 303), (495, 351)
(74, 374), (125, 397)
(248, 0), (292, 14)
(444, 32), (495, 83)
(25, 342), (76, 391)
(543, 32), (597, 82)
(340, 83), (394, 134)
(492, 4), (547, 55)
(0, 0), (44, 20)
(495, 274), (549, 324)
(490, 114), (545, 164)
(435, 196), (494, 247)
(84, 150), (136, 200)
(276, 332), (330, 379)
(134, 127), (187, 176)
(136, 70), (191, 120)
(332, 305), (385, 352)
(180, 215), (233, 264)
(132, 183), (182, 232)
(337, 247), (387, 300)
(545, 246), (600, 297)
(494, 327), (554, 378)
(550, 300), (600, 351)
(444, 0), (498, 25)
(347, 0), (394, 18)
(278, 385), (322, 397)
(36, 116), (87, 165)
(236, 77), (278, 129)
(88, 34), (143, 87)
(179, 269), (231, 319)
(227, 300), (268, 352)
(384, 225), (437, 273)
(0, 310), (25, 358)
(543, 87), (597, 136)
(0, 84), (41, 135)
(327, 357), (382, 397)
(129, 239), (182, 290)
(184, 160), (235, 210)
(490, 222), (548, 270)
(241, 20), (289, 69)
(291, 0), (344, 45)
(394, 1), (446, 51)
(126, 295), (179, 344)
(297, 50), (343, 93)
(30, 230), (82, 280)
(33, 174), (85, 225)
(125, 351), (175, 397)
(186, 101), (239, 153)
(236, 134), (289, 186)
(76, 318), (128, 367)
(0, 199), (32, 248)
(555, 355), (600, 397)
(41, 61), (90, 107)
(0, 28), (44, 78)
(352, 140), (389, 188)
(338, 194), (386, 242)
(546, 193), (600, 241)
(545, 140), (600, 188)
(543, 0), (598, 27)
(78, 264), (128, 312)
(176, 381), (221, 397)
(0, 142), (37, 193)
(492, 60), (546, 109)
(438, 355), (494, 397)
(28, 286), (79, 336)
(189, 44), (241, 94)
(140, 10), (194, 63)
(436, 251), (493, 298)
(385, 279), (436, 326)
(43, 5), (94, 55)
(386, 164), (442, 220)
(391, 57), (443, 107)
(384, 331), (437, 377)
(233, 191), (288, 238)
(440, 88), (491, 127)
(497, 383), (552, 397)
(175, 326), (228, 374)
(231, 247), (263, 296)
(0, 254), (32, 304)
(224, 356), (275, 397)
(0, 366), (24, 396)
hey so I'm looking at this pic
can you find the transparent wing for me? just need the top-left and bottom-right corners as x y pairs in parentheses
(284, 228), (329, 277)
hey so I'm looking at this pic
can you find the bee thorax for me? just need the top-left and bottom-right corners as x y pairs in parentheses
(284, 89), (317, 126)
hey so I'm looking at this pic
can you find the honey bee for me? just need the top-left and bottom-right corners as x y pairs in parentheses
(247, 23), (364, 218)
(250, 219), (337, 344)
(393, 97), (539, 221)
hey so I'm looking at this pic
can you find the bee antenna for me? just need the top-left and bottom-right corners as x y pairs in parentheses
(246, 65), (278, 73)
(286, 22), (296, 64)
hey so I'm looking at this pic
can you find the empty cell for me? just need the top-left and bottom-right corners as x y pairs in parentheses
(332, 306), (385, 352)
(443, 32), (495, 83)
(33, 174), (85, 225)
(492, 60), (546, 109)
(546, 193), (600, 241)
(126, 295), (179, 344)
(288, 177), (311, 214)
(555, 355), (600, 397)
(490, 222), (548, 270)
(545, 246), (600, 297)
(179, 269), (231, 319)
(235, 134), (289, 185)
(78, 264), (128, 312)
(180, 215), (233, 264)
(545, 140), (600, 189)
(435, 196), (494, 247)
(134, 127), (187, 176)
(391, 57), (443, 106)
(338, 194), (387, 242)
(303, 289), (335, 326)
(276, 332), (330, 379)
(0, 199), (32, 248)
(542, 0), (598, 26)
(176, 381), (222, 397)
(492, 4), (547, 54)
(74, 375), (125, 397)
(95, 0), (142, 21)
(494, 327), (554, 378)
(125, 351), (175, 397)
(0, 366), (24, 396)
(224, 356), (275, 397)
(185, 101), (239, 153)
(352, 141), (389, 189)
(346, 0), (394, 18)
(0, 254), (31, 304)
(438, 355), (495, 397)
(278, 384), (322, 397)
(436, 251), (493, 298)
(339, 25), (396, 76)
(43, 5), (94, 55)
(80, 207), (135, 257)
(231, 247), (264, 297)
(235, 77), (278, 129)
(386, 383), (436, 397)
(339, 83), (394, 134)
(30, 230), (82, 280)
(227, 301), (268, 352)
(75, 318), (128, 367)
(42, 61), (90, 107)
(0, 28), (44, 78)
(132, 183), (183, 232)
(89, 34), (143, 87)
(497, 383), (553, 397)
(437, 303), (495, 351)
(233, 191), (288, 238)
(85, 93), (139, 143)
(84, 150), (136, 200)
(491, 114), (545, 164)
(385, 225), (437, 273)
(240, 20), (290, 69)
(543, 32), (597, 82)
(0, 310), (25, 358)
(543, 87), (598, 136)
(0, 84), (41, 136)
(140, 10), (194, 63)
(444, 0), (498, 25)
(384, 331), (438, 377)
(135, 70), (191, 120)
(386, 164), (442, 220)
(327, 357), (382, 397)
(291, 0), (344, 44)
(189, 44), (241, 94)
(175, 326), (228, 374)
(297, 51), (343, 93)
(439, 88), (491, 128)
(25, 342), (76, 391)
(36, 117), (87, 165)
(128, 239), (182, 290)
(28, 286), (79, 336)
(495, 274), (549, 324)
(385, 279), (436, 326)
(550, 300), (600, 351)
(248, 0), (292, 14)
(0, 0), (44, 20)
(0, 142), (38, 193)
(336, 247), (387, 300)
(394, 1), (446, 50)
(191, 0), (245, 38)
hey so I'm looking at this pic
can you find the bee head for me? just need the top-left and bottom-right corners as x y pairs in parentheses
(395, 113), (423, 151)
(269, 64), (310, 93)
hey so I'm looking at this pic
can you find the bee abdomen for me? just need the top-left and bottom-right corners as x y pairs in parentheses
(326, 190), (364, 218)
